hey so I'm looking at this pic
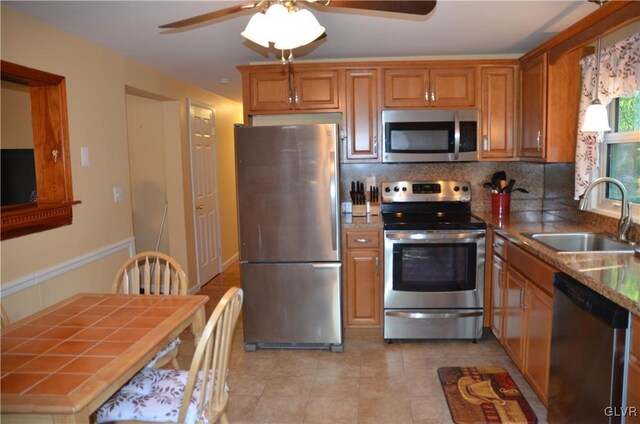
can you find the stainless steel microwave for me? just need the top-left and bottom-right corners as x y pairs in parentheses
(382, 110), (480, 163)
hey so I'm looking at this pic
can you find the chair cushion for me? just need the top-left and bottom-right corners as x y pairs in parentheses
(96, 368), (201, 424)
(145, 337), (181, 368)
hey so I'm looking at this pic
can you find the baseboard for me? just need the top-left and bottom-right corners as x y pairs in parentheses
(0, 238), (135, 297)
(222, 252), (239, 270)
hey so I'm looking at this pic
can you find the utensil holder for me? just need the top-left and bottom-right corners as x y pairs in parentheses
(352, 204), (367, 217)
(491, 192), (511, 216)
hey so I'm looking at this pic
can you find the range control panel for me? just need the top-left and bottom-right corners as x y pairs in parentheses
(381, 181), (471, 203)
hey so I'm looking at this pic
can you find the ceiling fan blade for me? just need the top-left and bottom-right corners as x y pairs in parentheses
(159, 4), (256, 29)
(318, 1), (436, 15)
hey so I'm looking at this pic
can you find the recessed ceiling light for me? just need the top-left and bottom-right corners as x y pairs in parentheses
(219, 77), (231, 85)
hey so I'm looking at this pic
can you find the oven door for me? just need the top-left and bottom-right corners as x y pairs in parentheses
(384, 230), (485, 309)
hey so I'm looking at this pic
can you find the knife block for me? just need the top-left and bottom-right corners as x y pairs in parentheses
(352, 204), (367, 217)
(369, 203), (380, 216)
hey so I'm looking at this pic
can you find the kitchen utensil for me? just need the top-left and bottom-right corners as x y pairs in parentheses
(512, 188), (529, 194)
(491, 171), (506, 190)
(504, 179), (516, 193)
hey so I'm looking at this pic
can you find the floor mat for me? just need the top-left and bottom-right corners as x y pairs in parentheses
(438, 366), (538, 424)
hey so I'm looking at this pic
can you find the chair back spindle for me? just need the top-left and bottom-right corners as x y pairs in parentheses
(113, 251), (187, 296)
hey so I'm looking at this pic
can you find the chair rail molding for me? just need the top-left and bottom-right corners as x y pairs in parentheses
(0, 237), (135, 297)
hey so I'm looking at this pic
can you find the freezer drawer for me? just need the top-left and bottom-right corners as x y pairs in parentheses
(241, 262), (343, 349)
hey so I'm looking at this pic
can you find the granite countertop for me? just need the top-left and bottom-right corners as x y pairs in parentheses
(475, 211), (640, 316)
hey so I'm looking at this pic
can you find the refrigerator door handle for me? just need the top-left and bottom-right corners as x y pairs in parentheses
(330, 150), (338, 252)
(311, 263), (342, 268)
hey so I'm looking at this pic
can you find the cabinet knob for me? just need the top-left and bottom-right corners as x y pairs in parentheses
(196, 204), (204, 210)
(355, 238), (370, 243)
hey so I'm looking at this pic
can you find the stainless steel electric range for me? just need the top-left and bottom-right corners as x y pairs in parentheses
(381, 181), (486, 341)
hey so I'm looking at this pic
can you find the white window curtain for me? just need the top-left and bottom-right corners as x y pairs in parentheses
(574, 32), (640, 199)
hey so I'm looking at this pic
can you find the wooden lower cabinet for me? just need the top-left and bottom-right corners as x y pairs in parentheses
(344, 230), (382, 327)
(522, 282), (553, 401)
(628, 315), (640, 424)
(503, 266), (527, 369)
(491, 232), (555, 405)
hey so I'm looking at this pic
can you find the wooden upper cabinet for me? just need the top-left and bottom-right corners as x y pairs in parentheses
(383, 68), (428, 107)
(245, 68), (340, 114)
(344, 69), (379, 162)
(294, 70), (340, 110)
(520, 53), (547, 159)
(480, 67), (516, 160)
(383, 66), (476, 108)
(430, 67), (476, 107)
(248, 71), (292, 112)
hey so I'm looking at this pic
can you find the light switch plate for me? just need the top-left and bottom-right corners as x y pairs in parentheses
(113, 186), (124, 203)
(80, 147), (89, 167)
(366, 176), (376, 189)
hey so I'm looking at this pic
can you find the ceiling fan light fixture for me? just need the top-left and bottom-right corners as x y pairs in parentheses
(241, 12), (269, 48)
(273, 9), (325, 50)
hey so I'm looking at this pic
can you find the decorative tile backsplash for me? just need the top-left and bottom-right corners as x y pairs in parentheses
(340, 162), (544, 212)
(340, 160), (639, 242)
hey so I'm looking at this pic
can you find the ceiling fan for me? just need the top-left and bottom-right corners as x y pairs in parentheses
(159, 1), (437, 30)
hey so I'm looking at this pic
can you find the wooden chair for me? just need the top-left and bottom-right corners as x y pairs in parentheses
(1, 304), (9, 327)
(96, 287), (244, 424)
(113, 251), (188, 369)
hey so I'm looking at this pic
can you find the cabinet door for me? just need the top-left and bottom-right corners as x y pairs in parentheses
(523, 283), (552, 405)
(248, 71), (293, 112)
(503, 265), (526, 368)
(520, 54), (547, 159)
(430, 67), (476, 107)
(480, 67), (515, 159)
(346, 249), (381, 326)
(628, 355), (640, 424)
(490, 254), (505, 341)
(294, 70), (340, 110)
(344, 69), (379, 162)
(383, 68), (429, 108)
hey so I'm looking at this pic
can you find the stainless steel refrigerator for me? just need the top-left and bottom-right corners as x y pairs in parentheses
(234, 124), (343, 352)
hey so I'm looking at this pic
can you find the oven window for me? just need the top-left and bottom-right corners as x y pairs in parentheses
(392, 243), (476, 292)
(386, 122), (453, 153)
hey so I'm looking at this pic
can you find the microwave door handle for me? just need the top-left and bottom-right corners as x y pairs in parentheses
(453, 111), (460, 160)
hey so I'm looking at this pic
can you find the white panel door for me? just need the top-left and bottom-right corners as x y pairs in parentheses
(189, 101), (221, 286)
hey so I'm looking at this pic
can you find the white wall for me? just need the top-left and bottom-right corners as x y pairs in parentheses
(0, 6), (243, 319)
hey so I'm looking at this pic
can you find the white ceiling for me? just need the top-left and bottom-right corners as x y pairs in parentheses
(5, 1), (597, 103)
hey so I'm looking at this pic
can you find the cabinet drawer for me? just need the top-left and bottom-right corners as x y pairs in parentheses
(346, 231), (380, 249)
(493, 233), (508, 259)
(508, 243), (556, 296)
(632, 315), (640, 357)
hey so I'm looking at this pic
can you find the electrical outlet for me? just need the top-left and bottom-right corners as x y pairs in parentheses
(342, 202), (353, 214)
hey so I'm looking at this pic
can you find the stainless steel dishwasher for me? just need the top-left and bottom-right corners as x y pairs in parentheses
(548, 273), (629, 424)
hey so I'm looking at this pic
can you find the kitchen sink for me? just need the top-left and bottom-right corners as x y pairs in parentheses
(523, 232), (635, 253)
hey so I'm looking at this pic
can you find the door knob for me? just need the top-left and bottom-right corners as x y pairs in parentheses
(196, 205), (204, 210)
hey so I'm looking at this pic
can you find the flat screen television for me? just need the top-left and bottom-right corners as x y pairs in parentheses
(1, 148), (37, 206)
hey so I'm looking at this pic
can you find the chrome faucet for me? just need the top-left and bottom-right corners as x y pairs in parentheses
(578, 177), (632, 241)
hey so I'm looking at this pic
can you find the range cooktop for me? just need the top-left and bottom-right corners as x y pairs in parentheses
(380, 180), (486, 231)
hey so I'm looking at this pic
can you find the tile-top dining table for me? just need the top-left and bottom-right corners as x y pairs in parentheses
(0, 292), (208, 423)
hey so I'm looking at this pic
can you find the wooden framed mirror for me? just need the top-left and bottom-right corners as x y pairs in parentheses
(1, 61), (79, 240)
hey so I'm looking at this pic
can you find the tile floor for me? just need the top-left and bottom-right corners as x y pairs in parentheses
(176, 263), (548, 424)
